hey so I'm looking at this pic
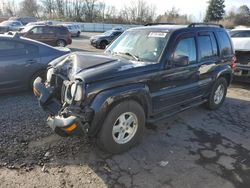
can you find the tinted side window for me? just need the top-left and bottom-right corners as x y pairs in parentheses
(31, 27), (44, 34)
(174, 37), (197, 63)
(217, 31), (233, 57)
(0, 40), (26, 57)
(0, 40), (38, 57)
(231, 31), (250, 38)
(44, 27), (54, 34)
(198, 34), (218, 60)
(57, 27), (68, 34)
(198, 36), (213, 60)
(0, 40), (24, 50)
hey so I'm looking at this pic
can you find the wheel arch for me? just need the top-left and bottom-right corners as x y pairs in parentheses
(88, 83), (151, 136)
(216, 70), (233, 86)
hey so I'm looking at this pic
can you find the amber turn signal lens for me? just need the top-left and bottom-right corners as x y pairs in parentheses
(63, 123), (77, 132)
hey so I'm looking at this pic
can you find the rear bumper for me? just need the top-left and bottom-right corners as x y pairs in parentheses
(67, 38), (72, 45)
(33, 77), (92, 136)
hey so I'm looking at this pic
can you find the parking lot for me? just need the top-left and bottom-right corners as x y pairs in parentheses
(0, 33), (250, 188)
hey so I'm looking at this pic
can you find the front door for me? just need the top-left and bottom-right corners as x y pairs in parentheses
(24, 26), (44, 43)
(150, 34), (201, 114)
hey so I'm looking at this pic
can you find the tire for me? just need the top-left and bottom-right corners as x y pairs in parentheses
(206, 77), (228, 110)
(97, 100), (145, 154)
(99, 40), (108, 49)
(56, 39), (66, 47)
(77, 31), (80, 37)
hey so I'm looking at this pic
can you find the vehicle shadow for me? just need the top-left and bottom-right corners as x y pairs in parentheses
(0, 88), (250, 187)
(29, 98), (250, 187)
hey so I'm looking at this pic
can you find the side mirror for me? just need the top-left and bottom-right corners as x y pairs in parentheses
(173, 55), (189, 66)
(28, 30), (34, 34)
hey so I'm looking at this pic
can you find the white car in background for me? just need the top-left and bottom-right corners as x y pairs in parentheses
(62, 24), (81, 37)
(229, 28), (250, 82)
(0, 20), (23, 31)
(230, 28), (250, 51)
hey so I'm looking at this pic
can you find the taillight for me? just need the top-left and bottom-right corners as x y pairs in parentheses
(231, 55), (237, 70)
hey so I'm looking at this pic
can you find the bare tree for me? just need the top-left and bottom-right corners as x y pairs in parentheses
(1, 0), (17, 16)
(19, 0), (39, 17)
(83, 0), (98, 22)
(120, 0), (156, 24)
(156, 7), (191, 24)
(41, 0), (55, 19)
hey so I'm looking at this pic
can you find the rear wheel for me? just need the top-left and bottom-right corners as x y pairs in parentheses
(56, 39), (66, 47)
(206, 77), (228, 110)
(77, 31), (80, 37)
(97, 100), (145, 154)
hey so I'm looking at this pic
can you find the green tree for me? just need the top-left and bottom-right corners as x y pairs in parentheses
(204, 0), (225, 22)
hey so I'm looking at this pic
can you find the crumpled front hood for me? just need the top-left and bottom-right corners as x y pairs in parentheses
(51, 52), (154, 83)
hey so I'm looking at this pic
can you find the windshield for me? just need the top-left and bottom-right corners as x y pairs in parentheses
(105, 30), (169, 62)
(102, 30), (113, 36)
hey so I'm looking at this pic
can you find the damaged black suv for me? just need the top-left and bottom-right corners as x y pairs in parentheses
(33, 23), (235, 153)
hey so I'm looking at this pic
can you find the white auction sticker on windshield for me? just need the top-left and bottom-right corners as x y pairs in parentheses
(148, 32), (167, 38)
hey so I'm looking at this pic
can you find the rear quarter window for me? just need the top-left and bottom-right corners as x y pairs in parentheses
(57, 27), (68, 34)
(217, 31), (233, 57)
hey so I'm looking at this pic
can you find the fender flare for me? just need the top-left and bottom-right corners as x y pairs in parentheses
(88, 83), (151, 136)
(214, 65), (233, 85)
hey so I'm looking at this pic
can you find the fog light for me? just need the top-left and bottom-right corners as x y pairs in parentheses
(63, 123), (77, 132)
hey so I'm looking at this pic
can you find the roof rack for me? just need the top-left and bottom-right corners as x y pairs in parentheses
(144, 22), (176, 26)
(188, 23), (224, 28)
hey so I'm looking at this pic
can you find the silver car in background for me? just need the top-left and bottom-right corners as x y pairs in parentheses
(0, 21), (23, 32)
(62, 24), (81, 37)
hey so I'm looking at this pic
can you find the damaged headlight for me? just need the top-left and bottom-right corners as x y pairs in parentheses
(63, 80), (85, 104)
(71, 82), (84, 102)
(46, 68), (54, 83)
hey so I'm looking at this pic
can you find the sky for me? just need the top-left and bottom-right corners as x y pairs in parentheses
(104, 0), (250, 21)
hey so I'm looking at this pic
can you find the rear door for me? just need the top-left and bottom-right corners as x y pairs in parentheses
(0, 39), (40, 91)
(196, 31), (220, 96)
(41, 26), (57, 46)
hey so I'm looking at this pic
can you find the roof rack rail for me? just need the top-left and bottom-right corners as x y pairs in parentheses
(144, 22), (176, 26)
(188, 23), (224, 28)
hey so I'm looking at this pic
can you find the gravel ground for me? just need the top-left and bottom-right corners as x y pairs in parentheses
(0, 33), (250, 188)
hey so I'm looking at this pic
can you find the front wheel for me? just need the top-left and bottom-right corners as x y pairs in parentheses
(206, 77), (228, 110)
(97, 100), (145, 154)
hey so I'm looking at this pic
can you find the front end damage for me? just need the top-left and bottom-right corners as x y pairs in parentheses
(33, 56), (94, 137)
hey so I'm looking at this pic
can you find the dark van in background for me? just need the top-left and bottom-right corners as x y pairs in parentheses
(19, 25), (72, 47)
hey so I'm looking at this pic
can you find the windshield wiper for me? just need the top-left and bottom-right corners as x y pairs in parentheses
(114, 52), (140, 61)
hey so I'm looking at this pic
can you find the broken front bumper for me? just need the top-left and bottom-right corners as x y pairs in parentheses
(33, 77), (92, 136)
